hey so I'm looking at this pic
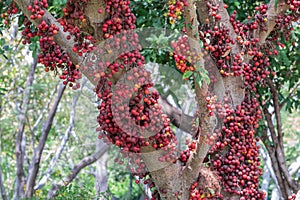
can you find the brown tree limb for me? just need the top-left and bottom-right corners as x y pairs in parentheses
(34, 84), (83, 190)
(195, 0), (245, 107)
(141, 153), (183, 200)
(47, 141), (109, 199)
(262, 106), (279, 147)
(265, 78), (283, 149)
(264, 78), (299, 192)
(14, 0), (90, 80)
(275, 145), (299, 192)
(264, 140), (290, 199)
(158, 98), (193, 134)
(25, 84), (66, 198)
(178, 2), (220, 199)
(256, 0), (289, 45)
(31, 82), (60, 133)
(14, 56), (38, 199)
(262, 105), (299, 198)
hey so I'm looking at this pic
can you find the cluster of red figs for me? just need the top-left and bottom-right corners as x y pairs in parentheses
(169, 0), (299, 199)
(59, 0), (96, 57)
(1, 1), (18, 25)
(167, 0), (188, 24)
(93, 0), (179, 198)
(19, 0), (90, 89)
(2, 0), (300, 199)
(189, 180), (222, 200)
(27, 0), (48, 20)
(170, 35), (201, 73)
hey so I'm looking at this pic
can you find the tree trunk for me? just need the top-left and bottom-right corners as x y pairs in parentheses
(14, 56), (38, 199)
(12, 0), (300, 199)
(95, 140), (109, 199)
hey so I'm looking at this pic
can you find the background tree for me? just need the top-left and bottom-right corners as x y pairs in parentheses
(0, 0), (300, 200)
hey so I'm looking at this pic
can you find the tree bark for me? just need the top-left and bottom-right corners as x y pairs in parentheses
(95, 140), (109, 199)
(34, 87), (81, 190)
(14, 56), (38, 199)
(25, 84), (66, 198)
(262, 77), (300, 199)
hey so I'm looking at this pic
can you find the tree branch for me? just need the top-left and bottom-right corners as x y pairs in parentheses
(158, 98), (193, 134)
(264, 141), (290, 199)
(47, 140), (109, 199)
(262, 105), (279, 147)
(95, 142), (109, 198)
(31, 82), (60, 132)
(34, 84), (83, 190)
(255, 0), (289, 44)
(259, 143), (281, 199)
(14, 56), (37, 199)
(14, 0), (91, 80)
(265, 78), (284, 149)
(275, 145), (299, 192)
(179, 2), (218, 198)
(264, 78), (299, 192)
(0, 167), (8, 200)
(25, 84), (66, 197)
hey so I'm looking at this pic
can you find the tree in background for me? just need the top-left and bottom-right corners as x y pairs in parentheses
(0, 0), (300, 200)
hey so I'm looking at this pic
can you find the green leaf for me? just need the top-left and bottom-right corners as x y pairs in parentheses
(234, 2), (240, 7)
(195, 62), (201, 71)
(0, 87), (7, 96)
(275, 0), (278, 8)
(199, 40), (203, 48)
(195, 74), (202, 88)
(199, 67), (208, 74)
(208, 188), (215, 195)
(0, 88), (7, 92)
(202, 73), (210, 85)
(182, 71), (193, 79)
